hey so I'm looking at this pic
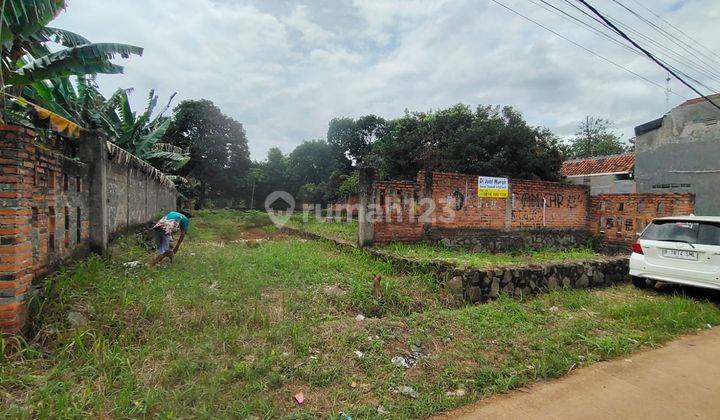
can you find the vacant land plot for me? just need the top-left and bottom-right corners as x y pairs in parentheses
(2, 210), (720, 418)
(286, 217), (358, 243)
(378, 242), (601, 269)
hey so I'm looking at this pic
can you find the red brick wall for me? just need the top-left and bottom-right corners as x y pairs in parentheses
(370, 171), (590, 244)
(372, 180), (424, 243)
(0, 125), (90, 334)
(589, 193), (695, 246)
(416, 171), (588, 230)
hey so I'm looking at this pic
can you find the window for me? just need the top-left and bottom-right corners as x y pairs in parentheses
(636, 218), (644, 231)
(600, 201), (607, 211)
(76, 176), (82, 192)
(63, 173), (68, 191)
(64, 207), (70, 247)
(48, 207), (56, 252)
(657, 202), (666, 214)
(618, 202), (624, 212)
(642, 220), (698, 243)
(48, 170), (55, 189)
(76, 208), (82, 243)
(625, 219), (634, 231)
(605, 217), (614, 229)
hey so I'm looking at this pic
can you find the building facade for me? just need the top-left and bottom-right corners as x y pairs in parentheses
(561, 154), (635, 195)
(635, 94), (720, 215)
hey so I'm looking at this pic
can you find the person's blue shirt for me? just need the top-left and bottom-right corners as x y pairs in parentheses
(165, 211), (190, 232)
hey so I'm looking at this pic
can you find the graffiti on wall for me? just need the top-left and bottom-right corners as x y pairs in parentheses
(516, 192), (583, 209)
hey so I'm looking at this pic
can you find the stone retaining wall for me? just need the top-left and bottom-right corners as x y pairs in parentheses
(284, 226), (629, 303)
(429, 227), (589, 252)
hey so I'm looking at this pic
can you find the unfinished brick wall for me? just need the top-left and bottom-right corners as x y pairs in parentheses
(372, 180), (424, 243)
(367, 171), (590, 248)
(589, 193), (695, 246)
(0, 125), (177, 334)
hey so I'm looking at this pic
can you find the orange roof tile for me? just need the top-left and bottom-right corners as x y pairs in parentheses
(561, 153), (634, 177)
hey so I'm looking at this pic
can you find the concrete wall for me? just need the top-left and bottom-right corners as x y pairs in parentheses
(105, 145), (176, 234)
(635, 100), (720, 215)
(0, 125), (177, 334)
(565, 174), (636, 195)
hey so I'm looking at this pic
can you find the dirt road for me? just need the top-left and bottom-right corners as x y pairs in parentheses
(437, 327), (720, 420)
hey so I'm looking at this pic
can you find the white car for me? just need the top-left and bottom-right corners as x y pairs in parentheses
(630, 216), (720, 291)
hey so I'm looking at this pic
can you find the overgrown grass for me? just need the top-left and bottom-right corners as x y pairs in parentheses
(286, 216), (358, 243)
(379, 242), (601, 269)
(2, 210), (720, 418)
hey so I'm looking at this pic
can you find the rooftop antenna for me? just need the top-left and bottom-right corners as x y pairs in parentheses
(665, 72), (671, 112)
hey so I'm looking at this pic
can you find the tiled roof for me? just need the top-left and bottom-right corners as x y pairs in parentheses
(680, 93), (720, 107)
(561, 153), (635, 177)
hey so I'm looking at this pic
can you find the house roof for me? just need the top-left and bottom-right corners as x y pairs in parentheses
(561, 153), (635, 177)
(679, 93), (720, 107)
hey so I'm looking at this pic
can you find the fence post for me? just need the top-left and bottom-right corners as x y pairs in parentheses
(78, 130), (108, 252)
(358, 167), (376, 247)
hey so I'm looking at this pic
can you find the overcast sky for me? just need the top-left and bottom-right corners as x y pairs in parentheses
(54, 0), (720, 160)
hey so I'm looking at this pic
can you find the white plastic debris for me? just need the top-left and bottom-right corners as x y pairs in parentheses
(391, 356), (411, 369)
(397, 386), (419, 399)
(354, 350), (364, 359)
(355, 314), (365, 322)
(123, 260), (141, 268)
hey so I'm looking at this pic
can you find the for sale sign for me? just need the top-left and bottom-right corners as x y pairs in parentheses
(477, 176), (509, 198)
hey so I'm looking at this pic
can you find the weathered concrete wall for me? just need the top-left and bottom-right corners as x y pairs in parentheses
(0, 126), (177, 334)
(635, 99), (720, 215)
(565, 174), (636, 195)
(105, 146), (176, 235)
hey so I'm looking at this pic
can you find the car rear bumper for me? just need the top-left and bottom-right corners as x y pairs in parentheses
(630, 252), (720, 291)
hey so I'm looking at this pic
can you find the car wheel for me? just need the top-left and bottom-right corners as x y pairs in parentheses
(632, 276), (655, 289)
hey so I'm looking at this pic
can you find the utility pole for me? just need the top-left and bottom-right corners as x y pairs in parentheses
(665, 72), (671, 112)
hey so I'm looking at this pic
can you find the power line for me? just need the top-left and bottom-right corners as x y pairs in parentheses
(575, 0), (720, 111)
(561, 0), (720, 85)
(629, 0), (720, 63)
(532, 0), (720, 91)
(487, 0), (687, 100)
(613, 0), (720, 69)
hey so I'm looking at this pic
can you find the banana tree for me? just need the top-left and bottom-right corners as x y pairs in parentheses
(1, 0), (142, 132)
(98, 88), (190, 171)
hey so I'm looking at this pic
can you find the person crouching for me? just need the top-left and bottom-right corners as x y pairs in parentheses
(151, 210), (192, 267)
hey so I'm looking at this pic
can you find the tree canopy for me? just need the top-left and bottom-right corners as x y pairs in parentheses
(567, 116), (629, 159)
(163, 99), (251, 208)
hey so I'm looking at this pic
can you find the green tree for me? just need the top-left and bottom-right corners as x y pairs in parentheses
(99, 89), (189, 171)
(164, 100), (251, 208)
(568, 116), (628, 158)
(287, 139), (340, 192)
(372, 104), (564, 181)
(327, 115), (386, 167)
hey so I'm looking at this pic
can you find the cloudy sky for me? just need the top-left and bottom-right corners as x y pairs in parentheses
(55, 0), (720, 160)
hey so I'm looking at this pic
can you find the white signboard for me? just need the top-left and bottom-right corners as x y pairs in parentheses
(477, 176), (509, 198)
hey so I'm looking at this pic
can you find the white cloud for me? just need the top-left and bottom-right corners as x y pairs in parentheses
(53, 0), (720, 159)
(282, 5), (335, 45)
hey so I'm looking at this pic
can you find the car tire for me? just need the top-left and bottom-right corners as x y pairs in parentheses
(632, 276), (655, 289)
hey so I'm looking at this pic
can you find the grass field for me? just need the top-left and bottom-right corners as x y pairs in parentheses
(2, 210), (720, 418)
(286, 216), (358, 243)
(378, 242), (601, 269)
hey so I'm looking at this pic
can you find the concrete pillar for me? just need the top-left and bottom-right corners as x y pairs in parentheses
(78, 130), (108, 252)
(358, 166), (376, 247)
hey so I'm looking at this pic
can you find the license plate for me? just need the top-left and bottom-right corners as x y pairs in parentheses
(662, 248), (698, 261)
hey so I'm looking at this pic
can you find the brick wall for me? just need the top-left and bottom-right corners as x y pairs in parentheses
(0, 125), (177, 334)
(372, 180), (424, 243)
(589, 193), (695, 246)
(368, 171), (590, 247)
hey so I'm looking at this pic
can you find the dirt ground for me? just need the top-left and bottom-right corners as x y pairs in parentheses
(436, 327), (720, 419)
